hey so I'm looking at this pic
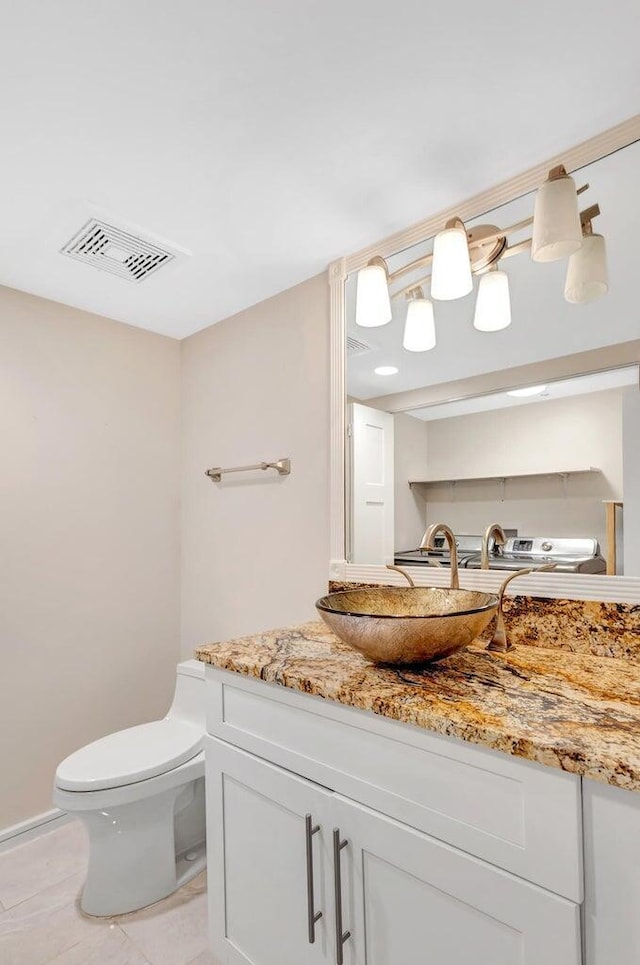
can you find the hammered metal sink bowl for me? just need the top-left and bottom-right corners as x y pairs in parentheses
(316, 586), (499, 665)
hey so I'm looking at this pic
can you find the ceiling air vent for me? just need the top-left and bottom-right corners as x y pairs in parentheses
(347, 335), (374, 357)
(60, 219), (177, 283)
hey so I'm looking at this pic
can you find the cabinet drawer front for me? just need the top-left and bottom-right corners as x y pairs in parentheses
(206, 669), (582, 901)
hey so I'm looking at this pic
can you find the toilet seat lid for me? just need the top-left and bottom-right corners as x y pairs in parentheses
(55, 719), (203, 792)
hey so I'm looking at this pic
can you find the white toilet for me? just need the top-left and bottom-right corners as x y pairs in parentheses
(53, 659), (206, 917)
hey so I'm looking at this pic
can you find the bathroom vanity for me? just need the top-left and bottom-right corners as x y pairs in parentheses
(189, 119), (640, 965)
(197, 621), (640, 965)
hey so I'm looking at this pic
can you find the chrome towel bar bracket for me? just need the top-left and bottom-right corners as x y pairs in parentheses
(204, 458), (291, 483)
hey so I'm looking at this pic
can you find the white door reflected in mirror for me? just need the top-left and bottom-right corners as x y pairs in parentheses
(349, 403), (394, 564)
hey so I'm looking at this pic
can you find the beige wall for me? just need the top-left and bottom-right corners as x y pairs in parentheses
(423, 390), (624, 554)
(394, 413), (428, 551)
(0, 287), (181, 829)
(180, 274), (329, 655)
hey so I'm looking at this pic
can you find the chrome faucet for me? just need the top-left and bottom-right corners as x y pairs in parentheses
(481, 523), (506, 569)
(420, 522), (459, 590)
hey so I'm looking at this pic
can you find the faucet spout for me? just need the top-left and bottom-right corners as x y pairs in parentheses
(420, 522), (459, 590)
(481, 523), (506, 570)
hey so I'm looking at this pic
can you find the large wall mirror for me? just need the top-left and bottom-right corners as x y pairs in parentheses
(329, 120), (640, 600)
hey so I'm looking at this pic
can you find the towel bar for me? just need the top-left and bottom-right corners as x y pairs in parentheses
(205, 458), (291, 482)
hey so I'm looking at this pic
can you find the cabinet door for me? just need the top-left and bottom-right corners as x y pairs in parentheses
(205, 736), (334, 965)
(332, 796), (581, 965)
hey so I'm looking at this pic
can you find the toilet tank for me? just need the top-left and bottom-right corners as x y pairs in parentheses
(166, 659), (206, 730)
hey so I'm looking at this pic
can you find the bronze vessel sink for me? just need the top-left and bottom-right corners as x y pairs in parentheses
(316, 586), (499, 665)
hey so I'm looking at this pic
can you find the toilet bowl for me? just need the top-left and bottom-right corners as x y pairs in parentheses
(53, 659), (206, 917)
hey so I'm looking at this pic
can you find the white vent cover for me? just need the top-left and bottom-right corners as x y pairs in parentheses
(347, 334), (374, 357)
(60, 219), (177, 283)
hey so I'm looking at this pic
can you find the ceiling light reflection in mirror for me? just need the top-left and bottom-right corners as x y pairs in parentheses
(407, 366), (638, 422)
(507, 384), (548, 398)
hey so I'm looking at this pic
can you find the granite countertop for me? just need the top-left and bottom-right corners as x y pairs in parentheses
(196, 620), (640, 791)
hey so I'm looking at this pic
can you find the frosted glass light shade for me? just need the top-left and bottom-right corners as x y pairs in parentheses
(355, 264), (392, 327)
(430, 225), (472, 300)
(403, 297), (436, 352)
(473, 270), (511, 332)
(531, 174), (582, 263)
(564, 233), (608, 304)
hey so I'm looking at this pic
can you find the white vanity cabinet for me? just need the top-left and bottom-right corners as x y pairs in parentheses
(204, 668), (584, 965)
(206, 739), (580, 965)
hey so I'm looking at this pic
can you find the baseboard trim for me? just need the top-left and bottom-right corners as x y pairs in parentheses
(0, 808), (68, 847)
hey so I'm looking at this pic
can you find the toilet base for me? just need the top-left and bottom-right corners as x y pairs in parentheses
(175, 839), (207, 890)
(69, 774), (206, 917)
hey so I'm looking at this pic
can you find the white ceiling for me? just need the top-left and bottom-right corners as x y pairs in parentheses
(1, 1), (639, 339)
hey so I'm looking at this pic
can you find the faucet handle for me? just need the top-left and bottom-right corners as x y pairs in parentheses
(385, 564), (416, 588)
(486, 564), (556, 653)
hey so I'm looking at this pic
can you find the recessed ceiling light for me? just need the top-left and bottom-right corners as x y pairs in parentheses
(507, 384), (548, 398)
(374, 365), (399, 376)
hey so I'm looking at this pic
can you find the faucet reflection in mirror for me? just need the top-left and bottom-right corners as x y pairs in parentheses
(420, 522), (459, 590)
(355, 165), (608, 350)
(481, 523), (506, 570)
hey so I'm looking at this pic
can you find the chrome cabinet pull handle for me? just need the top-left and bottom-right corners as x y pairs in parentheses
(333, 828), (351, 964)
(305, 814), (322, 944)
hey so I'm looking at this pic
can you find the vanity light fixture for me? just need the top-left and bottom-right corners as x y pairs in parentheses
(531, 166), (583, 263)
(507, 384), (548, 398)
(354, 162), (607, 340)
(403, 287), (436, 351)
(355, 256), (392, 327)
(374, 365), (399, 376)
(564, 204), (609, 304)
(473, 267), (512, 333)
(430, 218), (473, 301)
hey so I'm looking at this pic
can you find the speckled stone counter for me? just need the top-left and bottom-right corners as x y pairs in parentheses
(196, 620), (640, 791)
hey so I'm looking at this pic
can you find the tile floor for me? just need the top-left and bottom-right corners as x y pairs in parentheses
(0, 820), (219, 965)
